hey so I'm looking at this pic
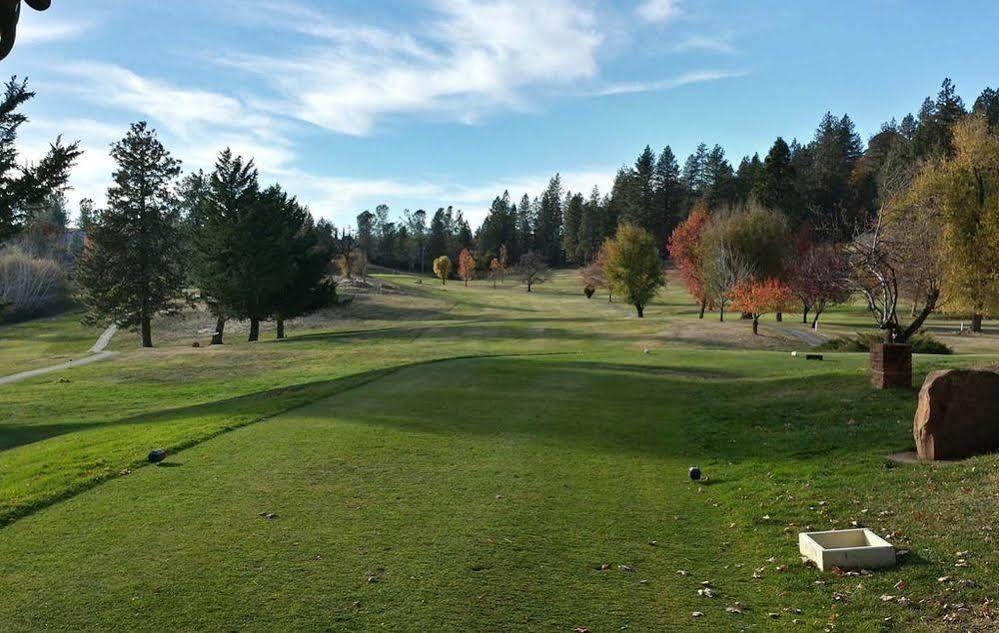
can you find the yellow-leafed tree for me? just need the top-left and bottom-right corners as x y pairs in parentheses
(911, 115), (999, 330)
(433, 255), (452, 285)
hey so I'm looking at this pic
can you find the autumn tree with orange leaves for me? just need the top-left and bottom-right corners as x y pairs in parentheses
(728, 278), (794, 335)
(457, 248), (476, 286)
(489, 257), (501, 288)
(667, 204), (711, 318)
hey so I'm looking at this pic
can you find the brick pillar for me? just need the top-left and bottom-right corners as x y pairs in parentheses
(870, 343), (912, 389)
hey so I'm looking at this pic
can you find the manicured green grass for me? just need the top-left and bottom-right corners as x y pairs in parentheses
(0, 272), (996, 630)
(0, 308), (105, 374)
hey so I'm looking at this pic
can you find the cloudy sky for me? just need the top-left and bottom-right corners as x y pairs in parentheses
(7, 0), (999, 227)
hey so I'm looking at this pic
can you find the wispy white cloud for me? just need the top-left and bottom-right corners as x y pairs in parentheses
(16, 17), (93, 45)
(636, 0), (681, 24)
(221, 0), (604, 136)
(591, 69), (745, 97)
(55, 62), (276, 141)
(668, 34), (736, 55)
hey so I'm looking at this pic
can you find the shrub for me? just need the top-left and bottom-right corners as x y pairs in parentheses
(818, 332), (953, 355)
(0, 247), (66, 320)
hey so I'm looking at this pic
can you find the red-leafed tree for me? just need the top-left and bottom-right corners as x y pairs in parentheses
(728, 277), (794, 335)
(788, 239), (852, 329)
(457, 248), (476, 286)
(667, 204), (711, 318)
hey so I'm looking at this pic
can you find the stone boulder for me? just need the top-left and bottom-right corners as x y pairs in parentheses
(914, 369), (999, 461)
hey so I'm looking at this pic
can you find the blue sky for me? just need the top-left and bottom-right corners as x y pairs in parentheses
(7, 0), (999, 228)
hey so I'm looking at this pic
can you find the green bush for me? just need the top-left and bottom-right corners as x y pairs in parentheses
(818, 332), (953, 355)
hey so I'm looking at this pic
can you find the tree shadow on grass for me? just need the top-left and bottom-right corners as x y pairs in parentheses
(321, 357), (917, 464)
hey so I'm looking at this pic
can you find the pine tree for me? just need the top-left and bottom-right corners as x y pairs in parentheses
(428, 208), (449, 261)
(973, 86), (999, 130)
(622, 146), (656, 234)
(704, 144), (735, 208)
(77, 122), (184, 348)
(733, 153), (762, 205)
(682, 143), (710, 201)
(653, 146), (683, 242)
(190, 149), (259, 345)
(237, 184), (310, 341)
(912, 78), (967, 157)
(576, 186), (605, 262)
(562, 191), (584, 263)
(753, 137), (803, 223)
(535, 174), (563, 265)
(0, 77), (82, 241)
(272, 210), (335, 339)
(514, 194), (533, 259)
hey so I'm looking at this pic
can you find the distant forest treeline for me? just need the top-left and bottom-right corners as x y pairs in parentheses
(351, 78), (998, 271)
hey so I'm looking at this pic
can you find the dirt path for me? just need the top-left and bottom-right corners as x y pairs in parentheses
(768, 323), (827, 347)
(0, 324), (118, 387)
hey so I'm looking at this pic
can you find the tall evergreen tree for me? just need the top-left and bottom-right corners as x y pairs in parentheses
(653, 145), (684, 240)
(191, 149), (259, 345)
(514, 194), (533, 259)
(427, 207), (449, 260)
(622, 146), (656, 234)
(235, 184), (309, 341)
(912, 78), (967, 157)
(733, 153), (763, 205)
(704, 144), (735, 208)
(562, 191), (584, 263)
(77, 122), (184, 348)
(356, 210), (376, 257)
(576, 186), (605, 262)
(0, 77), (81, 241)
(973, 86), (999, 130)
(403, 208), (428, 272)
(753, 137), (803, 224)
(271, 203), (335, 340)
(535, 174), (564, 265)
(681, 143), (710, 202)
(805, 113), (863, 236)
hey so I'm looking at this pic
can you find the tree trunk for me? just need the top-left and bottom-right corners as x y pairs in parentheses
(752, 316), (759, 335)
(775, 311), (782, 323)
(276, 318), (285, 340)
(802, 305), (809, 324)
(719, 306), (725, 322)
(464, 279), (468, 287)
(698, 300), (706, 319)
(636, 304), (644, 318)
(211, 317), (226, 345)
(248, 318), (260, 342)
(972, 313), (983, 332)
(527, 281), (533, 292)
(140, 316), (153, 348)
(812, 312), (821, 330)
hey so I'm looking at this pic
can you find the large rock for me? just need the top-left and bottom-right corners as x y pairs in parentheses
(914, 369), (999, 460)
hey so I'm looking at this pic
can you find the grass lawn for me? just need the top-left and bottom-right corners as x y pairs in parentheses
(0, 308), (105, 375)
(0, 272), (996, 630)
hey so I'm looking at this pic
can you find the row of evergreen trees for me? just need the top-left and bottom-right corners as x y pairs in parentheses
(77, 123), (335, 347)
(350, 78), (997, 271)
